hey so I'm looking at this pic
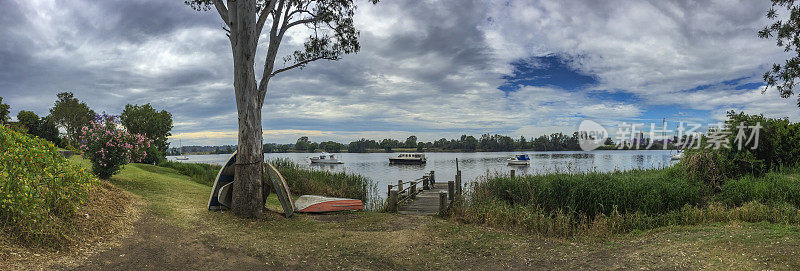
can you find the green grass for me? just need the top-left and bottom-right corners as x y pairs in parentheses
(47, 156), (800, 269)
(719, 169), (800, 208)
(157, 160), (221, 187)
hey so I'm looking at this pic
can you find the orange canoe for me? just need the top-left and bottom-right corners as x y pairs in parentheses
(294, 195), (364, 213)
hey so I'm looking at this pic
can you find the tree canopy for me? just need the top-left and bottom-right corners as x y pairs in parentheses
(0, 97), (9, 125)
(759, 0), (800, 107)
(120, 103), (173, 163)
(49, 92), (95, 145)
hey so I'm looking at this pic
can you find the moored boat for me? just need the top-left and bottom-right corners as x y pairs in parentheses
(670, 151), (683, 160)
(507, 154), (530, 165)
(389, 153), (426, 164)
(309, 152), (343, 164)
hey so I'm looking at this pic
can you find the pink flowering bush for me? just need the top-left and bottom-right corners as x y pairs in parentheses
(79, 114), (150, 179)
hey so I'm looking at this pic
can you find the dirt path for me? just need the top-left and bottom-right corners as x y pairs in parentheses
(59, 214), (276, 270)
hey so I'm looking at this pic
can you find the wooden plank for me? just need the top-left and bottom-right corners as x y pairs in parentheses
(397, 183), (450, 215)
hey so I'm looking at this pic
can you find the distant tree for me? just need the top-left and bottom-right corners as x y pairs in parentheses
(416, 142), (424, 151)
(319, 141), (344, 152)
(49, 92), (95, 146)
(760, 0), (800, 107)
(404, 135), (417, 148)
(16, 111), (40, 132)
(294, 136), (310, 152)
(185, 0), (379, 218)
(347, 138), (373, 153)
(307, 142), (318, 152)
(120, 104), (173, 164)
(0, 97), (9, 124)
(379, 138), (399, 152)
(263, 143), (275, 153)
(604, 137), (614, 146)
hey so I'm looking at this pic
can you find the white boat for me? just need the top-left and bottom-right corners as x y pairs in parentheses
(175, 139), (189, 160)
(670, 151), (683, 160)
(507, 154), (530, 165)
(389, 153), (426, 164)
(309, 152), (343, 164)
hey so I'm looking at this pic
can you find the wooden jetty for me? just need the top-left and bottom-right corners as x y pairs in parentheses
(387, 170), (463, 216)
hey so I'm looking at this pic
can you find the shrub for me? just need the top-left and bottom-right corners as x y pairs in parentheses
(78, 114), (150, 179)
(0, 125), (98, 246)
(157, 160), (221, 186)
(681, 111), (800, 188)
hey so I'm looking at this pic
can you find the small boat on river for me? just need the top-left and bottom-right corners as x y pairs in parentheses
(389, 153), (426, 164)
(670, 151), (683, 160)
(309, 152), (343, 164)
(507, 154), (530, 165)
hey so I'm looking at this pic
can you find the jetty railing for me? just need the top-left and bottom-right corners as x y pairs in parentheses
(387, 171), (435, 212)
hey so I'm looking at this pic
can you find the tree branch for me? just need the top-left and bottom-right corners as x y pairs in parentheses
(270, 56), (328, 77)
(255, 0), (279, 41)
(212, 0), (230, 27)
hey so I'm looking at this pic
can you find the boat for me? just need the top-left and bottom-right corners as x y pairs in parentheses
(389, 153), (426, 164)
(294, 195), (364, 213)
(175, 139), (189, 160)
(670, 151), (683, 160)
(208, 151), (294, 217)
(208, 152), (361, 215)
(309, 152), (343, 164)
(507, 154), (530, 165)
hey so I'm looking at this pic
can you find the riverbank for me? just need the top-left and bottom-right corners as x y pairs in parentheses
(4, 156), (800, 269)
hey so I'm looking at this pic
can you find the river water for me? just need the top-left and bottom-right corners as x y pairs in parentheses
(168, 150), (679, 197)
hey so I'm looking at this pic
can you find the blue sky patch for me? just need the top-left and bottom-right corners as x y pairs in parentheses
(499, 55), (597, 94)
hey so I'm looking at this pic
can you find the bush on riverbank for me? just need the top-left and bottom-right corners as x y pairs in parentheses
(0, 125), (99, 247)
(78, 114), (150, 179)
(682, 111), (800, 189)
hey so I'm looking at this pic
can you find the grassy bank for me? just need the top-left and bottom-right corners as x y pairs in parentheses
(58, 157), (800, 269)
(456, 166), (800, 237)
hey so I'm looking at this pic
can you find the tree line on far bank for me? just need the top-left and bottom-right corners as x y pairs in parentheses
(256, 132), (677, 154)
(0, 93), (173, 164)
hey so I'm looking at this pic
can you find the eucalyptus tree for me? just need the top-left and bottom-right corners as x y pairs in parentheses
(185, 0), (377, 217)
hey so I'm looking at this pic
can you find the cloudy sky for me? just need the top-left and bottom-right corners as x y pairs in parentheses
(1, 0), (798, 145)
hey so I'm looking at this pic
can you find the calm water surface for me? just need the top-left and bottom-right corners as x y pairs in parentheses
(168, 150), (678, 197)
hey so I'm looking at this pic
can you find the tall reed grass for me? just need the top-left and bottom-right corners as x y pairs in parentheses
(269, 158), (378, 208)
(472, 166), (703, 217)
(456, 165), (800, 237)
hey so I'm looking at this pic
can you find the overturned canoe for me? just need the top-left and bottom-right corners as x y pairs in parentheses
(208, 151), (294, 217)
(294, 195), (364, 213)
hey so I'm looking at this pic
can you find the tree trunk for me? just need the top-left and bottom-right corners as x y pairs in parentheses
(230, 0), (264, 218)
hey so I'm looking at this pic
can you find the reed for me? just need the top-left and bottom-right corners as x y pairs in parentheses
(268, 158), (377, 207)
(471, 166), (704, 217)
